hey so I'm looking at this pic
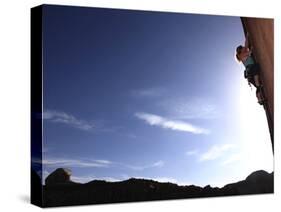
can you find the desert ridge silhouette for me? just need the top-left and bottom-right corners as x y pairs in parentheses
(41, 168), (273, 207)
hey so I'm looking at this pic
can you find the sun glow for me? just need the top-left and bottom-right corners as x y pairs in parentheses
(236, 80), (273, 174)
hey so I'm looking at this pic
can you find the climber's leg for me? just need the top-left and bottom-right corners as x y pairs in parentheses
(256, 87), (265, 105)
(247, 76), (256, 88)
(247, 63), (262, 88)
(254, 74), (261, 87)
(256, 90), (262, 105)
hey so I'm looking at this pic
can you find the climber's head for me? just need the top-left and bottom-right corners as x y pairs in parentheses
(235, 45), (250, 62)
(235, 45), (244, 61)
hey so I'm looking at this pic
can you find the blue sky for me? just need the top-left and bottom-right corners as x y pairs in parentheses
(39, 5), (273, 187)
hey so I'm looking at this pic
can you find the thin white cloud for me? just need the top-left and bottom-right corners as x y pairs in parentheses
(94, 159), (112, 165)
(71, 175), (121, 183)
(35, 157), (164, 171)
(43, 109), (95, 131)
(221, 153), (241, 166)
(135, 112), (209, 134)
(186, 149), (198, 156)
(158, 98), (219, 120)
(131, 87), (165, 98)
(36, 158), (111, 168)
(199, 144), (235, 162)
(152, 160), (165, 167)
(123, 160), (164, 171)
(71, 175), (94, 183)
(126, 133), (137, 139)
(99, 176), (121, 182)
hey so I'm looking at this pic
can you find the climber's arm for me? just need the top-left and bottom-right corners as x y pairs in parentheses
(244, 33), (251, 49)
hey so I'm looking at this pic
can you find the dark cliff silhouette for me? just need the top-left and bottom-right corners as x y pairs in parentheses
(45, 168), (72, 186)
(42, 169), (273, 207)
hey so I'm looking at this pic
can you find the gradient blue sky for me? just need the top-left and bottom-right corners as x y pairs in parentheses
(40, 5), (273, 186)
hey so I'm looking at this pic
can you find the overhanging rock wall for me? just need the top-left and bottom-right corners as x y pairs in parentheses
(241, 17), (274, 151)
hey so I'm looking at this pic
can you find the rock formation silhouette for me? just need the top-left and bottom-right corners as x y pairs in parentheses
(45, 168), (73, 186)
(42, 169), (273, 207)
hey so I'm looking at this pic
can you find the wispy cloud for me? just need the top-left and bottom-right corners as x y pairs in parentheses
(35, 157), (164, 171)
(34, 158), (112, 168)
(135, 112), (209, 134)
(123, 160), (164, 171)
(221, 153), (241, 166)
(130, 87), (165, 98)
(43, 109), (96, 131)
(199, 144), (235, 162)
(71, 175), (121, 183)
(158, 98), (219, 120)
(94, 159), (112, 165)
(71, 175), (95, 183)
(186, 149), (198, 156)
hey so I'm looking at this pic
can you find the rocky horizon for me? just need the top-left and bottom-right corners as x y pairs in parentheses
(31, 168), (274, 207)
